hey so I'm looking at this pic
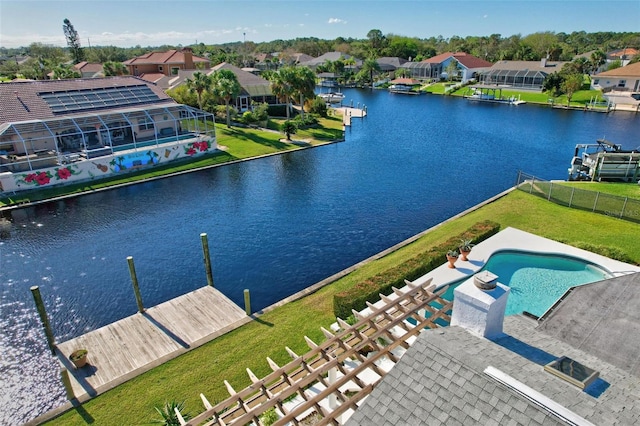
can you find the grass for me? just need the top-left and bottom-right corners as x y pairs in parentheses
(556, 181), (640, 199)
(0, 117), (344, 208)
(45, 189), (640, 425)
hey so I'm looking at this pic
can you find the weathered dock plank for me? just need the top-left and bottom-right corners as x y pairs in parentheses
(55, 286), (246, 399)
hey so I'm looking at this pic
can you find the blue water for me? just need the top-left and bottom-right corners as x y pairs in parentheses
(1, 88), (638, 423)
(439, 250), (611, 318)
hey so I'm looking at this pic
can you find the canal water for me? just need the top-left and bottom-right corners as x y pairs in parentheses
(1, 88), (638, 423)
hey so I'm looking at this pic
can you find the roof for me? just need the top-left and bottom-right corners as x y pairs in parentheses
(138, 73), (166, 84)
(123, 49), (209, 66)
(301, 51), (362, 67)
(608, 48), (639, 59)
(389, 78), (420, 86)
(376, 57), (408, 71)
(73, 62), (104, 74)
(595, 62), (640, 78)
(537, 272), (640, 375)
(0, 77), (173, 124)
(347, 313), (640, 425)
(164, 63), (272, 96)
(487, 60), (567, 73)
(421, 52), (492, 69)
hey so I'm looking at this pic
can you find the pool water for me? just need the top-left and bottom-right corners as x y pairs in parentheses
(440, 250), (611, 318)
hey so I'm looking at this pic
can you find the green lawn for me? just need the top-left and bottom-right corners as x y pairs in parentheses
(45, 189), (640, 425)
(556, 181), (640, 199)
(0, 118), (344, 208)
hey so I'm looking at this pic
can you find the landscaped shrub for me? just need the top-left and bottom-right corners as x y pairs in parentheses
(567, 242), (636, 265)
(332, 220), (501, 319)
(308, 97), (328, 117)
(292, 113), (319, 128)
(267, 104), (291, 118)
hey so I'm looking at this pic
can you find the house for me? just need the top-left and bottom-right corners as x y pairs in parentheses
(0, 77), (217, 193)
(591, 61), (640, 93)
(591, 62), (640, 109)
(478, 59), (567, 90)
(123, 47), (210, 78)
(347, 273), (640, 425)
(606, 48), (639, 67)
(375, 57), (408, 73)
(72, 62), (104, 78)
(402, 52), (492, 82)
(163, 62), (276, 112)
(300, 51), (362, 70)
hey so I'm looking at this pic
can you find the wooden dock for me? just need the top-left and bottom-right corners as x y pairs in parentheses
(333, 107), (367, 126)
(55, 286), (247, 400)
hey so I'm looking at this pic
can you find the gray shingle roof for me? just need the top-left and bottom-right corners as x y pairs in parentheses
(347, 314), (640, 425)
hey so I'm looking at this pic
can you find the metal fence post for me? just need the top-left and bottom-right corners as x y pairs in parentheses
(529, 176), (535, 194)
(547, 182), (553, 201)
(568, 187), (575, 207)
(593, 192), (600, 212)
(620, 197), (628, 219)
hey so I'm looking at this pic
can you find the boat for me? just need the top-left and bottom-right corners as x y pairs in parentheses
(568, 138), (640, 181)
(464, 86), (526, 105)
(388, 78), (422, 95)
(318, 92), (345, 103)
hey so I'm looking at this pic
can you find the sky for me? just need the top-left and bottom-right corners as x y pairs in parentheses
(0, 0), (638, 49)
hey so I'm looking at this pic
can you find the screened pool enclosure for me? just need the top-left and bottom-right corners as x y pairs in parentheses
(0, 104), (216, 174)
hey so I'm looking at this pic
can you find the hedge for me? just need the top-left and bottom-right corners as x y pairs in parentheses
(332, 220), (501, 319)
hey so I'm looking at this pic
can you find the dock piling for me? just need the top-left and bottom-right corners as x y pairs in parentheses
(30, 285), (56, 355)
(244, 289), (251, 315)
(127, 256), (145, 313)
(201, 233), (214, 287)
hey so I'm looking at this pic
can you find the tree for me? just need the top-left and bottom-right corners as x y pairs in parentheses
(445, 60), (460, 81)
(52, 64), (80, 79)
(542, 72), (564, 97)
(366, 29), (386, 56)
(269, 66), (297, 119)
(211, 69), (241, 127)
(359, 57), (381, 88)
(185, 71), (212, 111)
(292, 66), (316, 118)
(281, 120), (297, 141)
(103, 61), (128, 76)
(589, 50), (607, 73)
(561, 74), (583, 106)
(63, 18), (85, 64)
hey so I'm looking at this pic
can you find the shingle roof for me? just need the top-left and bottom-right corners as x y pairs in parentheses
(164, 63), (272, 96)
(487, 60), (567, 73)
(595, 62), (640, 78)
(348, 313), (640, 425)
(0, 77), (173, 124)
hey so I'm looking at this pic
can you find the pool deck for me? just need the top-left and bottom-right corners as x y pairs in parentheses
(408, 227), (640, 290)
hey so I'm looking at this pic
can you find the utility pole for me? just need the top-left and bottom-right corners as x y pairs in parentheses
(243, 32), (246, 67)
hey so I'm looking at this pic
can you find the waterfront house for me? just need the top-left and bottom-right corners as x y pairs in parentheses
(478, 59), (567, 90)
(606, 48), (639, 67)
(300, 51), (363, 71)
(123, 47), (210, 77)
(159, 62), (276, 112)
(402, 52), (492, 82)
(0, 76), (217, 193)
(591, 62), (640, 107)
(375, 57), (408, 73)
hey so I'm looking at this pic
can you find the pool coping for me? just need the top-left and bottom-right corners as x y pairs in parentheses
(408, 226), (640, 291)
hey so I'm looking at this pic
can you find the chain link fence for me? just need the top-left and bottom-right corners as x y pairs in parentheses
(515, 171), (640, 224)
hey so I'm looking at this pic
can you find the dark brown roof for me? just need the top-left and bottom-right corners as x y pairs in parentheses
(0, 77), (174, 124)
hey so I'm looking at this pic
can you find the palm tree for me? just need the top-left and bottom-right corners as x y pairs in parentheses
(281, 120), (297, 141)
(292, 66), (316, 118)
(103, 61), (128, 76)
(185, 71), (212, 111)
(589, 50), (607, 74)
(360, 57), (381, 88)
(211, 69), (241, 128)
(269, 66), (297, 119)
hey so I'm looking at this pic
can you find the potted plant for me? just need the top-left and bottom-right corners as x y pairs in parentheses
(69, 349), (88, 368)
(446, 249), (459, 269)
(459, 239), (475, 261)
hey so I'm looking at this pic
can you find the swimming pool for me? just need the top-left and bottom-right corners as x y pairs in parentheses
(441, 250), (612, 318)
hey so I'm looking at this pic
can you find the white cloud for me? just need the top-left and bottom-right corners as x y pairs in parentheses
(483, 14), (488, 18)
(328, 18), (347, 25)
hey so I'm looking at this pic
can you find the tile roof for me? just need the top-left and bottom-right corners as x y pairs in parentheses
(608, 48), (639, 58)
(421, 52), (492, 69)
(389, 78), (420, 85)
(73, 62), (104, 73)
(0, 77), (173, 124)
(123, 49), (209, 66)
(595, 61), (640, 78)
(347, 314), (640, 425)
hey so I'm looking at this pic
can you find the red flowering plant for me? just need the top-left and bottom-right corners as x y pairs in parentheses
(184, 140), (211, 156)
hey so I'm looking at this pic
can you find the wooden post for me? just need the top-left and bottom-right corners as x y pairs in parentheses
(60, 366), (75, 400)
(127, 256), (144, 313)
(30, 286), (56, 355)
(243, 289), (251, 315)
(201, 233), (214, 287)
